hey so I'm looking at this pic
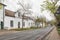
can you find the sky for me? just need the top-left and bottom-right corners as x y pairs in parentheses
(4, 0), (56, 21)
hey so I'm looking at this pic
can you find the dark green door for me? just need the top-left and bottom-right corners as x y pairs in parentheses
(18, 22), (20, 28)
(1, 22), (4, 29)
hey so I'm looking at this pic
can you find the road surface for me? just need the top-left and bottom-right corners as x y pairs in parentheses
(0, 27), (53, 40)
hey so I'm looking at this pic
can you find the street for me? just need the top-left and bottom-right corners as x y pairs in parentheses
(0, 0), (60, 40)
(0, 27), (53, 40)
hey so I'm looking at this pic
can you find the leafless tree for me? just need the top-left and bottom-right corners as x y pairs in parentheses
(16, 0), (32, 28)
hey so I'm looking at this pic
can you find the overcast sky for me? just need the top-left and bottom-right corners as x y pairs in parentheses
(4, 0), (56, 21)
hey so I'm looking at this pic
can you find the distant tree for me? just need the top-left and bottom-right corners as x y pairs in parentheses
(35, 16), (46, 28)
(48, 20), (57, 26)
(35, 17), (41, 27)
(41, 0), (59, 25)
(41, 16), (46, 27)
(41, 0), (59, 15)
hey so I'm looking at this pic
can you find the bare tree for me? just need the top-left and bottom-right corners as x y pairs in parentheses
(16, 0), (32, 28)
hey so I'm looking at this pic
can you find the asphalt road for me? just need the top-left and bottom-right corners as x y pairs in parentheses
(0, 27), (54, 40)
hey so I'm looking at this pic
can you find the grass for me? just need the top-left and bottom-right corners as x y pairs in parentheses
(10, 27), (41, 31)
(57, 26), (60, 35)
(10, 28), (30, 31)
(30, 27), (40, 29)
(57, 29), (60, 34)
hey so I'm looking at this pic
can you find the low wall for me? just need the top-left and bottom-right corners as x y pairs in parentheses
(42, 27), (60, 40)
(37, 26), (54, 40)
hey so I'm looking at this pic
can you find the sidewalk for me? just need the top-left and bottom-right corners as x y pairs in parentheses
(0, 30), (18, 35)
(43, 27), (60, 40)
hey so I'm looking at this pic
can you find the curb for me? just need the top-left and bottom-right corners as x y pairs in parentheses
(37, 27), (55, 40)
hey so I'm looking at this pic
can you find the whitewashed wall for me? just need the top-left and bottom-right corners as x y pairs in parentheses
(4, 16), (34, 29)
(4, 16), (22, 29)
(4, 16), (15, 29)
(0, 5), (4, 21)
(14, 18), (22, 28)
(0, 3), (5, 29)
(4, 10), (35, 29)
(23, 19), (35, 28)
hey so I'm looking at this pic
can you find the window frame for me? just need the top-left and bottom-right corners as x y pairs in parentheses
(10, 20), (13, 27)
(18, 12), (20, 17)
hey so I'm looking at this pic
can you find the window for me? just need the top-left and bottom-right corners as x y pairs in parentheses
(29, 23), (30, 25)
(31, 23), (32, 25)
(23, 22), (25, 26)
(10, 20), (13, 27)
(18, 22), (20, 28)
(18, 12), (20, 17)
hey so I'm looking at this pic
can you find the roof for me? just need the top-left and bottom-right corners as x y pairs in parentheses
(5, 9), (15, 17)
(22, 15), (34, 20)
(5, 9), (34, 20)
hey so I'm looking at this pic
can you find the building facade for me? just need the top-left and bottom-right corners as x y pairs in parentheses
(0, 0), (35, 29)
(0, 6), (35, 29)
(0, 1), (6, 29)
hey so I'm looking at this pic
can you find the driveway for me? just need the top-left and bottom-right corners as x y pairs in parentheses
(0, 27), (53, 40)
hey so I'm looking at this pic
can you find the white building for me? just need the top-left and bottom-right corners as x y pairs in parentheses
(0, 3), (35, 29)
(0, 0), (6, 29)
(1, 8), (34, 29)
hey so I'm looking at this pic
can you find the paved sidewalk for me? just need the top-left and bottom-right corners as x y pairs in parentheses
(0, 30), (18, 35)
(44, 27), (60, 40)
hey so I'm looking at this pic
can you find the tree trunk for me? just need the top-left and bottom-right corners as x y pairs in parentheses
(22, 14), (24, 29)
(42, 20), (43, 28)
